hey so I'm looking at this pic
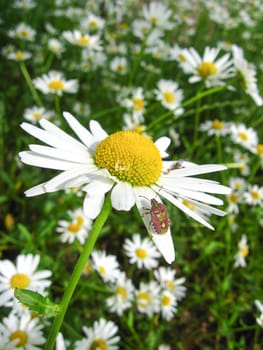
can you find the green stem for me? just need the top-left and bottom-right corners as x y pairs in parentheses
(146, 85), (227, 132)
(19, 62), (43, 106)
(45, 195), (112, 350)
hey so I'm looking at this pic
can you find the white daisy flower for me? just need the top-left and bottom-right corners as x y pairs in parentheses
(57, 208), (93, 245)
(106, 272), (134, 316)
(0, 254), (52, 307)
(110, 56), (128, 75)
(81, 13), (105, 31)
(0, 310), (45, 349)
(122, 87), (146, 117)
(234, 234), (249, 268)
(91, 251), (120, 282)
(154, 266), (186, 301)
(123, 233), (161, 269)
(8, 23), (36, 41)
(33, 71), (78, 96)
(135, 281), (160, 317)
(19, 112), (230, 264)
(155, 79), (184, 113)
(142, 1), (173, 30)
(227, 190), (240, 214)
(243, 185), (263, 206)
(200, 119), (231, 136)
(47, 38), (65, 57)
(7, 50), (31, 61)
(74, 318), (120, 350)
(230, 123), (258, 151)
(229, 177), (246, 192)
(12, 0), (36, 9)
(160, 289), (177, 321)
(232, 45), (263, 106)
(181, 46), (234, 87)
(63, 30), (101, 50)
(23, 106), (53, 124)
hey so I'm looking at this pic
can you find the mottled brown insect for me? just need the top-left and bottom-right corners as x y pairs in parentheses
(143, 198), (170, 235)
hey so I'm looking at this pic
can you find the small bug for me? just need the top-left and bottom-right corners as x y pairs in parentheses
(142, 198), (170, 235)
(162, 160), (184, 175)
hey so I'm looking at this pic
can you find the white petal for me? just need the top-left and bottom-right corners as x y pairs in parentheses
(155, 137), (171, 158)
(83, 193), (105, 219)
(63, 112), (96, 148)
(166, 164), (227, 177)
(111, 182), (135, 211)
(89, 120), (108, 141)
(151, 231), (175, 264)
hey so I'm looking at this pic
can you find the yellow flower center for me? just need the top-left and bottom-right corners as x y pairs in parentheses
(48, 80), (65, 91)
(94, 131), (162, 186)
(150, 16), (158, 25)
(238, 131), (249, 141)
(10, 330), (28, 347)
(240, 247), (249, 257)
(132, 97), (144, 111)
(89, 20), (98, 28)
(178, 53), (186, 62)
(68, 216), (84, 233)
(212, 120), (224, 130)
(137, 291), (151, 308)
(162, 293), (172, 307)
(77, 36), (90, 46)
(21, 30), (29, 38)
(251, 191), (260, 200)
(197, 61), (218, 77)
(117, 64), (125, 73)
(15, 51), (25, 60)
(10, 273), (30, 289)
(229, 193), (238, 203)
(116, 285), (127, 300)
(256, 144), (263, 155)
(33, 112), (41, 120)
(90, 338), (108, 350)
(164, 279), (174, 290)
(163, 91), (175, 104)
(98, 265), (106, 275)
(135, 248), (148, 259)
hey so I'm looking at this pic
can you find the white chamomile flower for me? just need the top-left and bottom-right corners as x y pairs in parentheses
(91, 251), (120, 282)
(135, 281), (160, 317)
(181, 46), (234, 87)
(19, 112), (230, 264)
(106, 272), (134, 315)
(12, 0), (36, 9)
(63, 30), (101, 50)
(23, 106), (53, 124)
(142, 1), (173, 30)
(123, 233), (161, 269)
(160, 289), (177, 321)
(230, 123), (258, 151)
(154, 266), (186, 301)
(0, 254), (52, 307)
(234, 234), (249, 268)
(47, 38), (65, 57)
(155, 79), (184, 113)
(0, 310), (45, 349)
(110, 56), (128, 75)
(200, 119), (230, 136)
(122, 87), (146, 117)
(7, 50), (31, 61)
(74, 318), (120, 350)
(232, 45), (263, 106)
(81, 13), (105, 31)
(243, 185), (263, 206)
(8, 22), (36, 41)
(57, 208), (93, 245)
(33, 71), (78, 96)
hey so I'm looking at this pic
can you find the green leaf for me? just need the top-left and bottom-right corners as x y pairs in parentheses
(14, 289), (60, 318)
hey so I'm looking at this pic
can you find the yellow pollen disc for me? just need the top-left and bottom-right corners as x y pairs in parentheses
(90, 338), (107, 350)
(256, 144), (263, 155)
(178, 53), (186, 62)
(94, 131), (162, 186)
(98, 265), (106, 275)
(33, 112), (41, 120)
(241, 247), (249, 257)
(132, 97), (144, 111)
(164, 279), (174, 290)
(10, 273), (30, 289)
(162, 294), (172, 307)
(251, 191), (260, 200)
(150, 16), (158, 25)
(163, 91), (175, 104)
(229, 193), (238, 203)
(135, 248), (148, 259)
(212, 120), (223, 130)
(197, 61), (218, 77)
(10, 330), (28, 347)
(15, 51), (25, 60)
(77, 36), (90, 46)
(137, 292), (151, 305)
(21, 30), (29, 38)
(89, 21), (98, 28)
(117, 285), (127, 300)
(68, 216), (84, 233)
(48, 80), (65, 91)
(238, 131), (249, 141)
(117, 65), (125, 72)
(120, 22), (128, 30)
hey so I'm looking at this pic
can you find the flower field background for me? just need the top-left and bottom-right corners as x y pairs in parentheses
(1, 0), (263, 349)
